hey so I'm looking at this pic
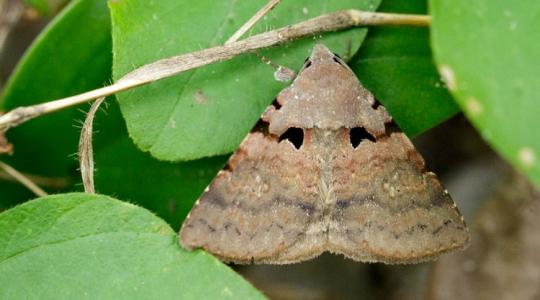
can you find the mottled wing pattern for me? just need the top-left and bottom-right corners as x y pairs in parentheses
(180, 43), (470, 265)
(329, 132), (470, 263)
(180, 132), (324, 264)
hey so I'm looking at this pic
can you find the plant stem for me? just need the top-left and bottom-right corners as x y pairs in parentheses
(0, 10), (430, 131)
(0, 170), (70, 188)
(0, 160), (47, 197)
(0, 0), (24, 55)
(225, 0), (282, 45)
(78, 97), (105, 194)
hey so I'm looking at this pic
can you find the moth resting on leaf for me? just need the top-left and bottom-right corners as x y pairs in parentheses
(180, 44), (469, 264)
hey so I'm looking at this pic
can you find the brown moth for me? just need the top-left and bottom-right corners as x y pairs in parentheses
(180, 44), (470, 264)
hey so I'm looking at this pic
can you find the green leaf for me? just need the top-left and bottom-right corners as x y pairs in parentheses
(350, 0), (459, 137)
(110, 0), (381, 161)
(94, 130), (226, 229)
(430, 0), (540, 185)
(0, 0), (112, 196)
(0, 193), (265, 299)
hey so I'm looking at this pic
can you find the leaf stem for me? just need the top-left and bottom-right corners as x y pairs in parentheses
(0, 160), (48, 197)
(0, 10), (430, 131)
(0, 170), (70, 189)
(78, 97), (105, 194)
(225, 0), (282, 45)
(0, 0), (24, 55)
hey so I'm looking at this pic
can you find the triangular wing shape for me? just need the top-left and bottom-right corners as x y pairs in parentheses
(180, 130), (327, 264)
(328, 131), (469, 263)
(180, 43), (469, 265)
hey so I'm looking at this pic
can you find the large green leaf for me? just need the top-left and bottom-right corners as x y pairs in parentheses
(91, 100), (226, 229)
(110, 0), (381, 161)
(430, 0), (540, 185)
(0, 0), (115, 205)
(0, 193), (265, 299)
(0, 0), (112, 177)
(350, 0), (459, 137)
(94, 130), (226, 229)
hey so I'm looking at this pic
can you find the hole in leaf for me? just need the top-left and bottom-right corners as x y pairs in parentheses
(349, 127), (375, 148)
(279, 127), (304, 149)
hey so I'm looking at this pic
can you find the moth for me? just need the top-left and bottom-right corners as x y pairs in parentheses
(180, 44), (469, 264)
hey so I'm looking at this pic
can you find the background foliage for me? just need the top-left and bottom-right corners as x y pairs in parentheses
(1, 0), (538, 297)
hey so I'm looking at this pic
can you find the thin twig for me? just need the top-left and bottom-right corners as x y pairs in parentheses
(0, 10), (430, 131)
(0, 128), (13, 154)
(225, 0), (281, 45)
(0, 0), (24, 55)
(78, 97), (105, 193)
(0, 160), (47, 196)
(74, 0), (280, 194)
(226, 0), (295, 82)
(0, 170), (70, 188)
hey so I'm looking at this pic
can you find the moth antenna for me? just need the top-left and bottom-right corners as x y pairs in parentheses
(254, 52), (296, 82)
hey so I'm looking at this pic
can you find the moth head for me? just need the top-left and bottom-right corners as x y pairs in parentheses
(299, 43), (352, 74)
(264, 43), (391, 138)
